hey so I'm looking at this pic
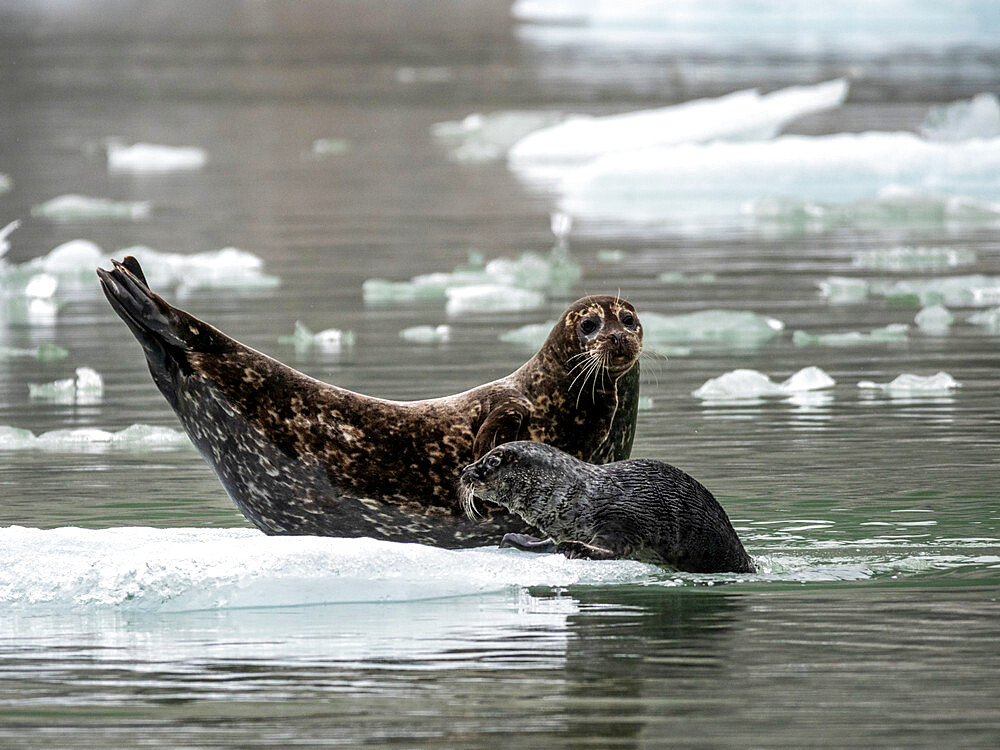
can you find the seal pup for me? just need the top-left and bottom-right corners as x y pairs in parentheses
(96, 257), (642, 547)
(459, 441), (755, 574)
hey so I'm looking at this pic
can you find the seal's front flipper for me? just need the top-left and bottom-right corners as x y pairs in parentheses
(500, 533), (556, 553)
(473, 397), (530, 458)
(556, 540), (618, 560)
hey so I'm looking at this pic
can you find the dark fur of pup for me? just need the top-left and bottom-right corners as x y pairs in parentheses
(97, 257), (642, 547)
(459, 441), (755, 574)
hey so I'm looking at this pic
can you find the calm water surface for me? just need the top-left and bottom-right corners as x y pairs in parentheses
(1, 1), (999, 747)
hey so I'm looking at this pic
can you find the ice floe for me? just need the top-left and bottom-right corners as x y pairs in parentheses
(106, 141), (207, 172)
(914, 305), (954, 334)
(852, 246), (977, 271)
(868, 275), (1000, 308)
(921, 93), (1000, 142)
(400, 324), (451, 344)
(557, 133), (1000, 229)
(658, 272), (717, 285)
(432, 111), (566, 163)
(499, 320), (556, 349)
(510, 80), (845, 176)
(28, 367), (104, 405)
(0, 423), (191, 452)
(641, 310), (785, 347)
(278, 321), (355, 355)
(308, 138), (351, 158)
(693, 366), (834, 400)
(31, 194), (151, 221)
(0, 220), (20, 260)
(858, 372), (960, 394)
(967, 307), (1000, 329)
(819, 276), (869, 304)
(793, 324), (908, 347)
(0, 342), (69, 362)
(445, 285), (545, 315)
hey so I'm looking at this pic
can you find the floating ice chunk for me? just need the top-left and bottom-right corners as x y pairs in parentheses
(510, 80), (847, 173)
(597, 249), (625, 263)
(0, 174), (10, 194)
(693, 366), (834, 400)
(499, 320), (557, 349)
(432, 111), (567, 163)
(636, 396), (653, 410)
(641, 310), (784, 346)
(658, 272), (716, 285)
(309, 138), (351, 157)
(31, 194), (151, 221)
(868, 275), (1000, 308)
(23, 274), (58, 298)
(0, 342), (69, 362)
(445, 285), (545, 315)
(968, 307), (1000, 329)
(819, 276), (869, 304)
(28, 367), (104, 405)
(793, 324), (908, 347)
(914, 305), (954, 334)
(0, 423), (190, 451)
(278, 321), (354, 354)
(858, 372), (960, 393)
(106, 141), (207, 172)
(921, 93), (1000, 142)
(853, 246), (976, 271)
(400, 324), (451, 344)
(558, 133), (1000, 228)
(0, 219), (19, 261)
(484, 247), (581, 293)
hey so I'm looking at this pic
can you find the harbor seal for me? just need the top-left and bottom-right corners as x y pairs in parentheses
(459, 441), (755, 573)
(97, 257), (642, 547)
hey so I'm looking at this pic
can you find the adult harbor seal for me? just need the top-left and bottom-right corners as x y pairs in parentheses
(97, 257), (642, 547)
(459, 441), (755, 573)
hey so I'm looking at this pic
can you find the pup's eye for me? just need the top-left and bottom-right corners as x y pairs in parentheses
(486, 454), (502, 469)
(620, 311), (637, 328)
(579, 318), (600, 335)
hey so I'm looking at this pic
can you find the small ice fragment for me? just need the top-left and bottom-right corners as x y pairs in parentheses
(106, 142), (207, 172)
(31, 194), (151, 221)
(597, 249), (625, 263)
(693, 366), (834, 400)
(915, 305), (954, 334)
(968, 306), (1000, 329)
(858, 372), (960, 393)
(636, 396), (654, 411)
(309, 138), (351, 157)
(852, 246), (976, 271)
(499, 321), (556, 349)
(400, 325), (451, 344)
(793, 324), (909, 347)
(0, 174), (10, 194)
(445, 285), (545, 315)
(819, 276), (868, 304)
(28, 367), (104, 404)
(279, 322), (354, 354)
(640, 310), (784, 346)
(0, 219), (20, 260)
(362, 279), (419, 305)
(550, 212), (572, 241)
(431, 110), (566, 163)
(658, 272), (717, 285)
(23, 274), (58, 298)
(921, 93), (1000, 142)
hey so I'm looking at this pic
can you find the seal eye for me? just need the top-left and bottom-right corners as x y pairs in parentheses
(619, 311), (637, 329)
(579, 318), (600, 336)
(485, 454), (502, 470)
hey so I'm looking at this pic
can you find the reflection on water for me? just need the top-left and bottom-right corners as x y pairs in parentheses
(2, 0), (1000, 746)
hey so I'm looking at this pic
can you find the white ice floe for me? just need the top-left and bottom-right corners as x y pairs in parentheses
(921, 93), (1000, 142)
(793, 324), (908, 347)
(0, 423), (191, 451)
(819, 276), (869, 304)
(693, 366), (834, 400)
(557, 133), (1000, 229)
(499, 320), (557, 349)
(445, 285), (545, 315)
(512, 1), (1000, 54)
(967, 307), (1000, 329)
(641, 309), (785, 347)
(432, 111), (566, 163)
(278, 321), (355, 354)
(0, 343), (69, 362)
(0, 527), (662, 611)
(510, 80), (847, 185)
(106, 141), (207, 172)
(868, 275), (1000, 308)
(858, 372), (960, 393)
(914, 305), (954, 334)
(400, 324), (451, 344)
(28, 367), (104, 405)
(31, 194), (151, 221)
(852, 246), (977, 271)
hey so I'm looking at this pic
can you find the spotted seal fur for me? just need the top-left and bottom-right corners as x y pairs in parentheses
(459, 441), (755, 573)
(97, 257), (642, 547)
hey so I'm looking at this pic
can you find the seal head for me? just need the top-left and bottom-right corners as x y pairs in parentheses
(460, 441), (755, 574)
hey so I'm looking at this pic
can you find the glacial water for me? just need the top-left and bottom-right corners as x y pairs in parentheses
(1, 1), (999, 747)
